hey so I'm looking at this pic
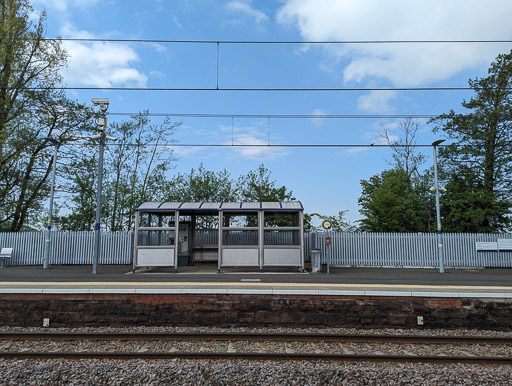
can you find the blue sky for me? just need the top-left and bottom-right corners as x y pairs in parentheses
(31, 0), (512, 224)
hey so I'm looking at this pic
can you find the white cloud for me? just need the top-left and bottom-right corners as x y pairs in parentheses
(357, 91), (397, 113)
(149, 70), (167, 79)
(165, 146), (203, 158)
(220, 124), (290, 159)
(311, 108), (326, 126)
(60, 24), (148, 87)
(277, 0), (512, 87)
(343, 121), (398, 155)
(151, 43), (167, 53)
(225, 0), (269, 24)
(33, 0), (99, 13)
(173, 16), (183, 29)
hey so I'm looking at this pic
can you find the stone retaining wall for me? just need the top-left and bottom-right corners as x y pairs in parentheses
(1, 293), (511, 330)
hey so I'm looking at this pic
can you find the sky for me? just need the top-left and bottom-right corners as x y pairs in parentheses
(30, 0), (512, 225)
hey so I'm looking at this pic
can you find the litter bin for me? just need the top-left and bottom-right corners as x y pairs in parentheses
(311, 248), (321, 273)
(178, 255), (189, 266)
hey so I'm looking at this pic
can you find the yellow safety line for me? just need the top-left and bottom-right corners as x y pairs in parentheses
(0, 281), (512, 291)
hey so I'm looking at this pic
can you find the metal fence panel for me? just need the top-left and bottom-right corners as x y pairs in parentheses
(304, 232), (512, 268)
(0, 231), (133, 266)
(1, 231), (512, 267)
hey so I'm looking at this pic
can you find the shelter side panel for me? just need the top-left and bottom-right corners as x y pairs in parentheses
(137, 248), (175, 266)
(221, 248), (259, 266)
(264, 248), (301, 266)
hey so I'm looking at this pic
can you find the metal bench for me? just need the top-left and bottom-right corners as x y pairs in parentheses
(0, 248), (13, 268)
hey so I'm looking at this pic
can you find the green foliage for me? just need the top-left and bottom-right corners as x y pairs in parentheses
(440, 169), (510, 233)
(358, 168), (432, 232)
(304, 211), (356, 232)
(54, 157), (97, 231)
(0, 0), (92, 231)
(55, 112), (181, 231)
(166, 163), (237, 202)
(236, 165), (295, 202)
(431, 49), (512, 232)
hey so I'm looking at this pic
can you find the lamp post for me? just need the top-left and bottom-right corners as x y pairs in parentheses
(91, 98), (111, 275)
(43, 138), (60, 270)
(432, 139), (445, 273)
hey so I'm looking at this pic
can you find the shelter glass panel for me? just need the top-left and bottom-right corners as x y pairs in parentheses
(264, 230), (300, 246)
(222, 230), (258, 246)
(224, 214), (258, 228)
(194, 229), (219, 245)
(139, 213), (176, 228)
(264, 212), (299, 227)
(138, 230), (175, 246)
(195, 215), (219, 229)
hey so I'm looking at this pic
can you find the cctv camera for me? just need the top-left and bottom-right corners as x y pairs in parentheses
(91, 98), (109, 106)
(91, 98), (109, 113)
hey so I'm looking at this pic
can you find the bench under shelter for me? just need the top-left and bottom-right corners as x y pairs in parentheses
(133, 201), (305, 272)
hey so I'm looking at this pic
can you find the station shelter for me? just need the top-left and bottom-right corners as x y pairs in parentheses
(133, 202), (305, 272)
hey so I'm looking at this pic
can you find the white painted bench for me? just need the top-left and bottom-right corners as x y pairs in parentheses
(0, 248), (12, 268)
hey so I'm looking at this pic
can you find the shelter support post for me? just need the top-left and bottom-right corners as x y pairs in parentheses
(132, 211), (139, 273)
(299, 210), (305, 272)
(258, 210), (264, 273)
(190, 215), (196, 265)
(174, 210), (179, 273)
(218, 210), (223, 273)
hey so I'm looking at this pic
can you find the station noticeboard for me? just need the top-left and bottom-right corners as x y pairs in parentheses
(475, 242), (498, 252)
(498, 239), (512, 252)
(476, 240), (512, 252)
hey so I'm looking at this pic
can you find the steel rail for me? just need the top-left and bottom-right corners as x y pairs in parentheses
(0, 332), (511, 345)
(0, 351), (510, 365)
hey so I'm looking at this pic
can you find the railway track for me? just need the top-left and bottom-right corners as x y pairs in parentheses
(0, 332), (511, 365)
(1, 332), (512, 344)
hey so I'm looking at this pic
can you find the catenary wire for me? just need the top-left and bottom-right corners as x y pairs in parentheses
(56, 143), (455, 148)
(107, 113), (438, 119)
(16, 86), (484, 91)
(37, 38), (512, 44)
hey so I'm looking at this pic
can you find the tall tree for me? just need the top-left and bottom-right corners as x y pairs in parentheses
(379, 118), (426, 178)
(431, 50), (512, 231)
(166, 163), (237, 202)
(56, 113), (181, 231)
(440, 169), (510, 233)
(358, 168), (430, 232)
(373, 118), (435, 231)
(236, 164), (294, 202)
(0, 0), (92, 231)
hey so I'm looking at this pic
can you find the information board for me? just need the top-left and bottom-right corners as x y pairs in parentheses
(498, 239), (512, 252)
(475, 242), (498, 252)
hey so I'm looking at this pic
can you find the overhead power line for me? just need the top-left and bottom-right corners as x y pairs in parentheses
(108, 113), (438, 119)
(40, 38), (512, 44)
(20, 86), (479, 92)
(59, 142), (451, 148)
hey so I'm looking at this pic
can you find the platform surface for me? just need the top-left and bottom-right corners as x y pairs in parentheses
(0, 265), (511, 298)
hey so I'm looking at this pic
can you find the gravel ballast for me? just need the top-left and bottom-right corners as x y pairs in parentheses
(0, 359), (510, 385)
(0, 327), (511, 385)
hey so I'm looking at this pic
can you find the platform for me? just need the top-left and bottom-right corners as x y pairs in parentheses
(0, 265), (512, 298)
(1, 265), (512, 329)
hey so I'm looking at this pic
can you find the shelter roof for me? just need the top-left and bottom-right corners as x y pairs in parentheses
(135, 201), (303, 211)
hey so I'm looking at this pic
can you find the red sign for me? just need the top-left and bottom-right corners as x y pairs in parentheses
(325, 237), (331, 246)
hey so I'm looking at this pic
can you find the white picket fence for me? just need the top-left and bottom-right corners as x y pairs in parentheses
(0, 231), (511, 268)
